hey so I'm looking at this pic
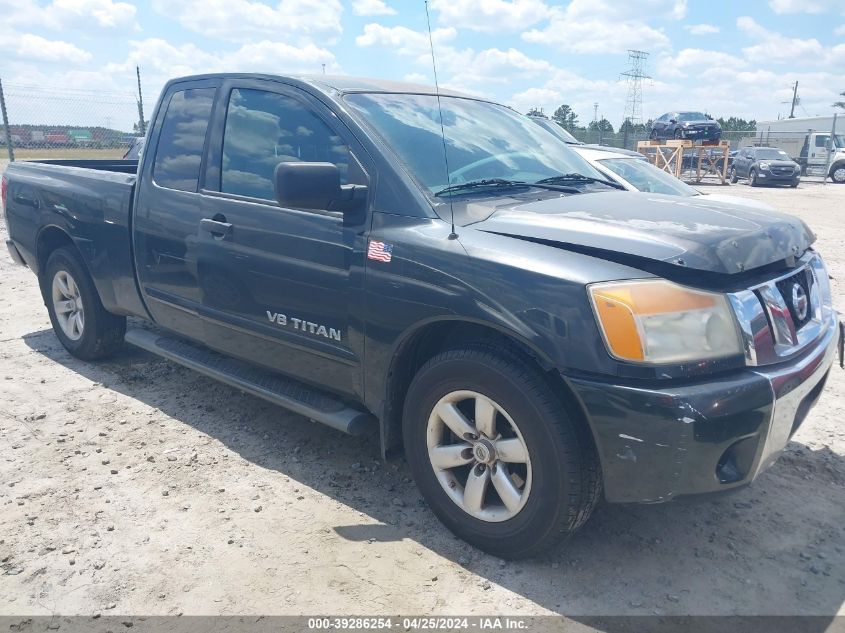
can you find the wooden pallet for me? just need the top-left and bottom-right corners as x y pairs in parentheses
(637, 139), (730, 183)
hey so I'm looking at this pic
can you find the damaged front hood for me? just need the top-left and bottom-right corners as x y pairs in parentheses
(472, 191), (814, 275)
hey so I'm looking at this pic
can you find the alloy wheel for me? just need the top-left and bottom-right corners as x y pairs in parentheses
(426, 390), (532, 522)
(52, 270), (85, 341)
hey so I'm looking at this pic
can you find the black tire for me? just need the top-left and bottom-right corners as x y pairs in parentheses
(730, 167), (738, 184)
(42, 247), (126, 360)
(673, 128), (683, 140)
(749, 168), (758, 187)
(403, 343), (600, 558)
(831, 164), (845, 184)
(649, 128), (657, 140)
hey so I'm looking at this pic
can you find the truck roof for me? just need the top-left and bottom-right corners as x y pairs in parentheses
(167, 73), (475, 99)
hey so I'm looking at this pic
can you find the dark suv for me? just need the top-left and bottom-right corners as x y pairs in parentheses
(650, 111), (722, 142)
(731, 146), (801, 187)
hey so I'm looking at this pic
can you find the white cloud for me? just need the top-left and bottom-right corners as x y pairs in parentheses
(835, 24), (845, 35)
(429, 0), (552, 33)
(522, 1), (678, 54)
(151, 0), (343, 42)
(104, 38), (338, 94)
(737, 16), (827, 65)
(768, 0), (840, 14)
(352, 0), (395, 16)
(356, 23), (456, 58)
(0, 32), (92, 64)
(655, 48), (746, 78)
(356, 23), (552, 88)
(0, 0), (137, 31)
(685, 23), (719, 35)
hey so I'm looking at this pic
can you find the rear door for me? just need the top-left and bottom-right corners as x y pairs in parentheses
(195, 78), (371, 397)
(133, 78), (218, 337)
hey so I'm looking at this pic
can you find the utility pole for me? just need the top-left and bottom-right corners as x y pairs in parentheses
(136, 66), (146, 136)
(593, 102), (598, 123)
(322, 63), (326, 75)
(0, 77), (13, 161)
(789, 81), (799, 119)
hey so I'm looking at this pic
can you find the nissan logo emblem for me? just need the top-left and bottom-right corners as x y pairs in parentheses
(791, 283), (809, 322)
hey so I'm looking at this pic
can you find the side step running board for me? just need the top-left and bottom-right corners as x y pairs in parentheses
(124, 328), (375, 436)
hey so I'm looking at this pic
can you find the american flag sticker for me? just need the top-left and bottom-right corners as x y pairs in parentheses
(367, 240), (394, 263)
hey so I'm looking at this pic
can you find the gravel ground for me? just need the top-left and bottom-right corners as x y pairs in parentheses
(1, 169), (843, 618)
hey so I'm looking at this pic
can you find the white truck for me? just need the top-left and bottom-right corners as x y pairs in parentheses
(744, 116), (845, 183)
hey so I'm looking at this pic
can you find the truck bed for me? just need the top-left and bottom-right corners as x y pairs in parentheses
(3, 159), (146, 317)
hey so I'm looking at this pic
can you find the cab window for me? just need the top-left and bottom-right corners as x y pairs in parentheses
(220, 88), (352, 201)
(153, 88), (215, 192)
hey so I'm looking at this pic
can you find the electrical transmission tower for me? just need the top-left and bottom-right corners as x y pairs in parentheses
(621, 50), (650, 128)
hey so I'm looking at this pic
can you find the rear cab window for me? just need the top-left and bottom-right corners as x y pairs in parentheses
(152, 88), (216, 192)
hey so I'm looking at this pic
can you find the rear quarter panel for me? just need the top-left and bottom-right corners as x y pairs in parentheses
(4, 162), (147, 317)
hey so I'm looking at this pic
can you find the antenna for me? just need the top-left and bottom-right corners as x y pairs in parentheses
(424, 0), (457, 239)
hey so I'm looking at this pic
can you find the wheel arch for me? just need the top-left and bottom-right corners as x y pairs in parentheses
(378, 317), (595, 460)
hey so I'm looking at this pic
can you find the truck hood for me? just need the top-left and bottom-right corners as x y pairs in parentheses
(472, 191), (814, 275)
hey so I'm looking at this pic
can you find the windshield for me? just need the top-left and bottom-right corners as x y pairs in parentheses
(597, 157), (698, 196)
(529, 117), (580, 144)
(345, 93), (605, 195)
(755, 148), (791, 160)
(678, 112), (707, 121)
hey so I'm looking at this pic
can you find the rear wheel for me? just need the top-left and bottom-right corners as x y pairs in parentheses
(43, 247), (126, 360)
(403, 344), (600, 558)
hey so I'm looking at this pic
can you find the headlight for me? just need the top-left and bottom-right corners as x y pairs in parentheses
(759, 161), (771, 170)
(794, 165), (801, 173)
(588, 280), (742, 364)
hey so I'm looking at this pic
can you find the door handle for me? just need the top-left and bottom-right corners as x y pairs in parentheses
(200, 217), (233, 238)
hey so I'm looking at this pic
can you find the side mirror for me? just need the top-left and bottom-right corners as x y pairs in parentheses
(274, 162), (367, 216)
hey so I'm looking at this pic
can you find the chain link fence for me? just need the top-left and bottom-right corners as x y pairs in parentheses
(0, 80), (145, 162)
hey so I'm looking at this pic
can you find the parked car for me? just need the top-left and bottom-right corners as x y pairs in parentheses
(571, 146), (774, 211)
(529, 114), (643, 157)
(731, 146), (801, 187)
(650, 111), (722, 142)
(739, 128), (845, 183)
(4, 73), (839, 558)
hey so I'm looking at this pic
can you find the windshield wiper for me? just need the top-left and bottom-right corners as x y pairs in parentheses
(434, 178), (583, 197)
(433, 178), (533, 197)
(535, 173), (625, 190)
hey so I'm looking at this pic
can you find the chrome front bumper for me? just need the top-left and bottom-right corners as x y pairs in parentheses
(750, 310), (839, 476)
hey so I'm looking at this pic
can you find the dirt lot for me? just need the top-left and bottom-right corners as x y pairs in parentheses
(1, 171), (843, 618)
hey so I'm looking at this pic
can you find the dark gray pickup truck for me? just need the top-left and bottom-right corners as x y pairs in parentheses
(3, 74), (841, 558)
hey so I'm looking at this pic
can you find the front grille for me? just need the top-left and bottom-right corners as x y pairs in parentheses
(728, 253), (834, 366)
(775, 268), (812, 329)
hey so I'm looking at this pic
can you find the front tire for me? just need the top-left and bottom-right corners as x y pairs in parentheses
(403, 344), (600, 558)
(42, 247), (126, 360)
(831, 165), (845, 184)
(730, 167), (738, 183)
(673, 128), (683, 140)
(750, 168), (759, 187)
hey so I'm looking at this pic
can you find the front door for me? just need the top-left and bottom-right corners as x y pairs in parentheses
(195, 80), (370, 397)
(133, 79), (218, 337)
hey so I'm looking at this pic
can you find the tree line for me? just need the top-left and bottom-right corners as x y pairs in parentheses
(527, 104), (758, 144)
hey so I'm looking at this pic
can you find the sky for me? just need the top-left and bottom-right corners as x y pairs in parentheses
(0, 0), (844, 132)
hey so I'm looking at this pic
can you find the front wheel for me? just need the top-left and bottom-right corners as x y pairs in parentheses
(673, 128), (683, 140)
(403, 344), (600, 558)
(730, 167), (738, 183)
(43, 247), (126, 360)
(750, 168), (759, 187)
(831, 165), (845, 184)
